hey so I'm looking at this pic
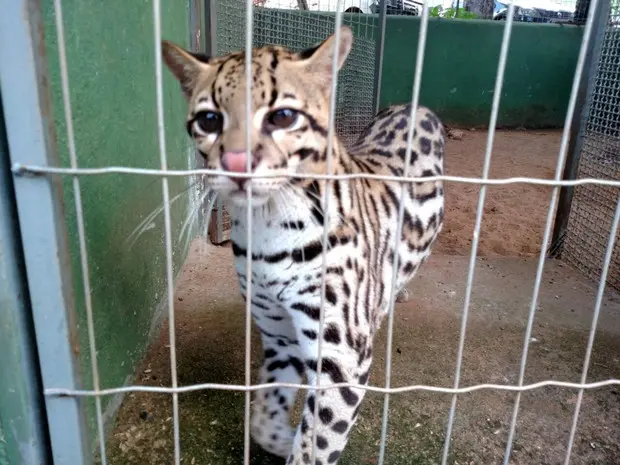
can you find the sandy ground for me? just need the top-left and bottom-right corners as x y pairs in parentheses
(436, 129), (561, 256)
(104, 131), (620, 464)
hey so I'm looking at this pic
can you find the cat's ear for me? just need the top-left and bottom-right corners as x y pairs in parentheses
(161, 40), (209, 98)
(298, 26), (353, 88)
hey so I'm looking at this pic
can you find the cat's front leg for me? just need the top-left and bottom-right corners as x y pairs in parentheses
(249, 298), (304, 458)
(285, 304), (372, 465)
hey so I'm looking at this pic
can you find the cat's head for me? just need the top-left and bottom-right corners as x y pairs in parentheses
(162, 27), (353, 208)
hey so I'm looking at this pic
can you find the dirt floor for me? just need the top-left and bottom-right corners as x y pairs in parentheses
(435, 129), (561, 257)
(105, 130), (620, 464)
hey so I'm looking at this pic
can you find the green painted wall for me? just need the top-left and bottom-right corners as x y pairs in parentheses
(379, 17), (584, 128)
(42, 0), (193, 450)
(251, 12), (583, 127)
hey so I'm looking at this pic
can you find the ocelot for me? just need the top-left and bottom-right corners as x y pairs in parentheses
(162, 25), (445, 465)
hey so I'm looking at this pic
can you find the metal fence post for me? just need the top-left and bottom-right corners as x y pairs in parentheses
(0, 1), (92, 463)
(203, 0), (230, 244)
(204, 0), (217, 56)
(549, 0), (610, 257)
(190, 0), (204, 52)
(373, 0), (388, 114)
(0, 92), (52, 465)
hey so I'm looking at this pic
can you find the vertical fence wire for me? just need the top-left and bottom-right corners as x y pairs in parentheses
(502, 0), (601, 460)
(153, 1), (181, 463)
(243, 0), (254, 462)
(377, 3), (430, 464)
(312, 6), (344, 464)
(440, 3), (516, 464)
(52, 0), (107, 462)
(563, 194), (620, 464)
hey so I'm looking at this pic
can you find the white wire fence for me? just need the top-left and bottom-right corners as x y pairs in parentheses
(3, 0), (620, 464)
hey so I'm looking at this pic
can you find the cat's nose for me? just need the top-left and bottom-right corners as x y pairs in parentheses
(221, 151), (255, 173)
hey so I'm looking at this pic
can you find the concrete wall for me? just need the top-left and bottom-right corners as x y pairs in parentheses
(42, 0), (194, 447)
(379, 17), (584, 128)
(252, 12), (583, 127)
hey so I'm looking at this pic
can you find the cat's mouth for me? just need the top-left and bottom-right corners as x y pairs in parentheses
(225, 182), (274, 208)
(207, 172), (287, 209)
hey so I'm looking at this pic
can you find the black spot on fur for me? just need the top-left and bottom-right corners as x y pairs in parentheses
(420, 137), (432, 155)
(420, 119), (433, 132)
(282, 220), (305, 230)
(328, 451), (341, 463)
(319, 407), (333, 424)
(289, 356), (304, 376)
(325, 285), (337, 305)
(290, 302), (320, 320)
(324, 324), (341, 344)
(296, 148), (319, 160)
(292, 241), (323, 263)
(307, 181), (324, 225)
(268, 88), (278, 107)
(303, 329), (317, 340)
(332, 420), (348, 434)
(267, 359), (289, 372)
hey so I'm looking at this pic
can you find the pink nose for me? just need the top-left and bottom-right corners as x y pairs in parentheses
(221, 151), (252, 173)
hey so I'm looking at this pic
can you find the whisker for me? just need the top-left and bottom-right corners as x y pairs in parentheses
(126, 181), (198, 250)
(274, 189), (298, 259)
(179, 187), (211, 248)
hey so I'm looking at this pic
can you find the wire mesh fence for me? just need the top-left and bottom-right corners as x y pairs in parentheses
(2, 0), (620, 465)
(563, 0), (620, 292)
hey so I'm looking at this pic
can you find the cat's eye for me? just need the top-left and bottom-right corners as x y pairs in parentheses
(266, 108), (299, 130)
(194, 111), (223, 134)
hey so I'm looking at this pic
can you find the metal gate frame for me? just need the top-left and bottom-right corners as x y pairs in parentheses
(0, 81), (52, 465)
(0, 0), (92, 463)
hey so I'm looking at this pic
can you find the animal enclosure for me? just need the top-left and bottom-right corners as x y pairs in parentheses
(0, 1), (619, 465)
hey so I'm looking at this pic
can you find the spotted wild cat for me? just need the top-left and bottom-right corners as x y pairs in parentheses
(162, 26), (444, 465)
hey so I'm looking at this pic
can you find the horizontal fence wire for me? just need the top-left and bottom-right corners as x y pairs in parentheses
(11, 164), (620, 188)
(43, 379), (620, 397)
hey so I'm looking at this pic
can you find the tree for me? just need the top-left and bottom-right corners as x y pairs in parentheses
(574, 0), (590, 24)
(464, 0), (494, 19)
